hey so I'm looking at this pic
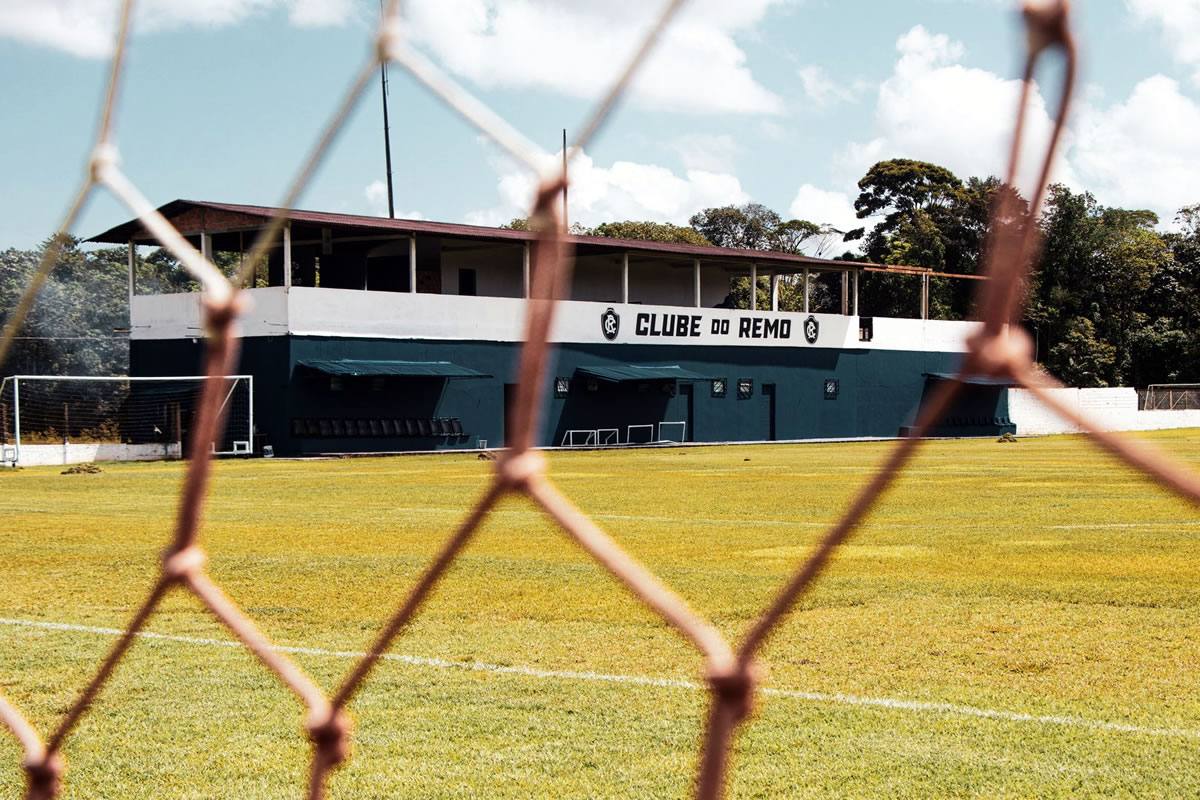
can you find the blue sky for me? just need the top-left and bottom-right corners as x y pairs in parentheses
(1, 0), (1198, 252)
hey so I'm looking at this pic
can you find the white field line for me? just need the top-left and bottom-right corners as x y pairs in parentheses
(4, 498), (1195, 533)
(1046, 521), (1200, 530)
(2, 616), (1196, 739)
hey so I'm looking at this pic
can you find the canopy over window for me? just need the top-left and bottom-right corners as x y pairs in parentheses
(923, 372), (1019, 387)
(574, 365), (712, 383)
(299, 359), (489, 378)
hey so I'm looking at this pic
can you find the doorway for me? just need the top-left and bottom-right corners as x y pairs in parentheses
(503, 383), (518, 446)
(763, 383), (776, 441)
(680, 383), (694, 442)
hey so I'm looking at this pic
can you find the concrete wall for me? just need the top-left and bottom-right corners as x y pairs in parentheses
(7, 442), (181, 467)
(1009, 387), (1200, 434)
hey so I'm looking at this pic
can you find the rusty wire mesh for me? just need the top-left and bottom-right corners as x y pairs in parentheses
(2, 1), (1199, 798)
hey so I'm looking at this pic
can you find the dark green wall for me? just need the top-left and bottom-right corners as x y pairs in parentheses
(131, 335), (1006, 456)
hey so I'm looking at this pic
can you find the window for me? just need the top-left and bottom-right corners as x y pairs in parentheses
(586, 379), (599, 393)
(824, 378), (839, 400)
(711, 378), (727, 398)
(661, 381), (676, 397)
(554, 377), (570, 398)
(330, 376), (344, 392)
(371, 376), (386, 392)
(737, 378), (753, 400)
(859, 316), (874, 342)
(458, 268), (477, 296)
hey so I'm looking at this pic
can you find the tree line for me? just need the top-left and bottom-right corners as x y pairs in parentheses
(2, 157), (1198, 388)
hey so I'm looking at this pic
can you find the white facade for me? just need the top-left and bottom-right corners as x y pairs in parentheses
(132, 286), (979, 353)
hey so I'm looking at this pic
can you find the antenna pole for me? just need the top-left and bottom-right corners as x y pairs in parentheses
(562, 128), (568, 230)
(379, 2), (395, 219)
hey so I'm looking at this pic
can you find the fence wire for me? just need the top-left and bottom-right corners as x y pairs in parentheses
(1, 1), (1198, 798)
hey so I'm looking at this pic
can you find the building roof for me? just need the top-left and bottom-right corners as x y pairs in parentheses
(87, 199), (872, 274)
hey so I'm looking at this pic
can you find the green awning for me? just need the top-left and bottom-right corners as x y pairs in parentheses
(299, 359), (489, 378)
(575, 365), (712, 383)
(924, 372), (1019, 387)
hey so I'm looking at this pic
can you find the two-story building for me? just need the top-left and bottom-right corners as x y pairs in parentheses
(90, 199), (1012, 455)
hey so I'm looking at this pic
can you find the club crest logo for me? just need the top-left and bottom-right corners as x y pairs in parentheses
(803, 315), (819, 344)
(601, 307), (620, 341)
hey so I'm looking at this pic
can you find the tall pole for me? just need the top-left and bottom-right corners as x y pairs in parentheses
(562, 128), (568, 230)
(379, 2), (395, 219)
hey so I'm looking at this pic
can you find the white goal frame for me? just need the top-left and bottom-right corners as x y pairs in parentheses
(627, 424), (654, 444)
(597, 428), (620, 446)
(0, 374), (254, 465)
(1144, 384), (1200, 410)
(658, 421), (686, 443)
(560, 429), (597, 447)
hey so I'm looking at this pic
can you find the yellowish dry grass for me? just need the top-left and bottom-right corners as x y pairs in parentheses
(1, 431), (1199, 798)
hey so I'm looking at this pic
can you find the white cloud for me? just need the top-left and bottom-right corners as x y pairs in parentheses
(1127, 0), (1200, 86)
(364, 179), (389, 216)
(789, 22), (1200, 237)
(1071, 75), (1200, 219)
(364, 179), (424, 219)
(835, 25), (1069, 198)
(287, 0), (357, 28)
(0, 0), (356, 58)
(403, 0), (785, 115)
(469, 147), (749, 228)
(674, 134), (738, 173)
(797, 65), (869, 107)
(787, 185), (859, 232)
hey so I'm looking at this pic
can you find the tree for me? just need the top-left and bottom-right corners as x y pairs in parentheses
(847, 159), (1028, 320)
(687, 203), (839, 311)
(1025, 185), (1169, 386)
(0, 236), (130, 377)
(500, 216), (587, 235)
(588, 220), (711, 246)
(1048, 317), (1116, 387)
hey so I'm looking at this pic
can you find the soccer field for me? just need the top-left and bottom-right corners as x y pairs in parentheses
(1, 432), (1199, 798)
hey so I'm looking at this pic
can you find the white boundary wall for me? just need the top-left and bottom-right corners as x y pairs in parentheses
(6, 442), (181, 468)
(1009, 387), (1200, 435)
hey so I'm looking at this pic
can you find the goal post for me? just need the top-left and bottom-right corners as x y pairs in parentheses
(658, 421), (686, 443)
(1142, 384), (1200, 410)
(0, 375), (254, 466)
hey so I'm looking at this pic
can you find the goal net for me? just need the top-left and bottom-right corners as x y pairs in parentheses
(0, 375), (253, 464)
(1141, 384), (1200, 410)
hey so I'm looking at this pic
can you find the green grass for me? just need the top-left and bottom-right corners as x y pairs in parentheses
(1, 431), (1200, 798)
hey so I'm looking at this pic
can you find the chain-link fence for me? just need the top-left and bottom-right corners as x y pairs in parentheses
(1, 2), (1198, 799)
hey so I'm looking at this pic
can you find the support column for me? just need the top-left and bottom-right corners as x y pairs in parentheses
(693, 258), (701, 308)
(410, 236), (418, 294)
(522, 242), (530, 298)
(200, 232), (212, 262)
(803, 268), (810, 313)
(841, 272), (849, 315)
(750, 263), (757, 311)
(852, 269), (859, 316)
(126, 240), (135, 312)
(770, 274), (779, 312)
(921, 273), (930, 320)
(283, 223), (293, 289)
(621, 252), (629, 303)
